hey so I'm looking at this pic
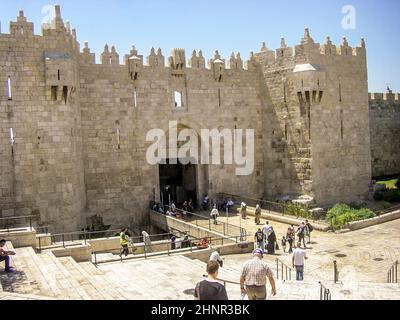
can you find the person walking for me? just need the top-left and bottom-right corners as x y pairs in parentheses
(296, 222), (307, 248)
(170, 234), (176, 250)
(254, 228), (264, 250)
(240, 249), (277, 300)
(209, 249), (223, 267)
(119, 228), (130, 257)
(142, 231), (152, 253)
(254, 204), (262, 225)
(210, 205), (219, 225)
(240, 202), (247, 219)
(281, 236), (287, 253)
(262, 221), (271, 253)
(267, 227), (277, 255)
(286, 225), (295, 253)
(194, 261), (228, 300)
(292, 242), (308, 281)
(305, 220), (313, 244)
(0, 239), (16, 273)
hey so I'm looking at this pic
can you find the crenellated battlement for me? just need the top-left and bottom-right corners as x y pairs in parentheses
(255, 28), (366, 68)
(369, 92), (400, 102)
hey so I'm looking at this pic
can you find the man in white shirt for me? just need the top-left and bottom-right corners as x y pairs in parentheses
(262, 221), (271, 252)
(209, 249), (223, 267)
(292, 242), (308, 281)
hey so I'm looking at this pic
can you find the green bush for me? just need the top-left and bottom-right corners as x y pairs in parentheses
(374, 189), (400, 202)
(284, 203), (311, 219)
(383, 202), (391, 210)
(326, 204), (376, 230)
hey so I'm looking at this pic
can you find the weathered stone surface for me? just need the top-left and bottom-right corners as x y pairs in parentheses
(0, 7), (395, 232)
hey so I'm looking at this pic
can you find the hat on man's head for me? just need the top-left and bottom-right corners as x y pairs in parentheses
(253, 248), (264, 256)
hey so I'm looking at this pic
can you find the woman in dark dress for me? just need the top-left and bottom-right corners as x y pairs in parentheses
(267, 227), (277, 254)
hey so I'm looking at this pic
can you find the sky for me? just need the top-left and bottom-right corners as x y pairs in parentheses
(0, 0), (399, 92)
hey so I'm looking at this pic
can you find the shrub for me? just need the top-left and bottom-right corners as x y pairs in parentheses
(383, 202), (391, 210)
(326, 204), (376, 230)
(374, 189), (400, 202)
(284, 203), (311, 219)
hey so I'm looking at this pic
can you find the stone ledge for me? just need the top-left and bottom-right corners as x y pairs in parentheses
(237, 207), (330, 231)
(347, 209), (400, 231)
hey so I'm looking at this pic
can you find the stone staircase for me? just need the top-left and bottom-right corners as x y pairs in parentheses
(1, 241), (399, 300)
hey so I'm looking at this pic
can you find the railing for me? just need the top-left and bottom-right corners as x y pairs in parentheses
(202, 274), (240, 288)
(92, 234), (244, 265)
(217, 192), (287, 215)
(36, 228), (122, 253)
(387, 260), (398, 283)
(275, 258), (294, 281)
(319, 282), (332, 300)
(0, 215), (35, 233)
(153, 204), (247, 241)
(333, 260), (339, 283)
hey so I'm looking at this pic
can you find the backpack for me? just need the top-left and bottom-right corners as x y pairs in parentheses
(308, 223), (314, 232)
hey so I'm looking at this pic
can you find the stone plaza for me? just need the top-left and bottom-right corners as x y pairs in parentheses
(0, 5), (399, 300)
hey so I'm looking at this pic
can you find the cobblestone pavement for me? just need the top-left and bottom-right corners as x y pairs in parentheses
(213, 213), (400, 283)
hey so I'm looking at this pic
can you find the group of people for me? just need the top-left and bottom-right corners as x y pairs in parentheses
(255, 220), (313, 255)
(194, 241), (310, 300)
(119, 228), (152, 257)
(194, 248), (277, 300)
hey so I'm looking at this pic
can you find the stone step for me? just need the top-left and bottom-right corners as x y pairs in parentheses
(78, 262), (127, 299)
(39, 252), (92, 300)
(1, 243), (62, 298)
(58, 257), (113, 300)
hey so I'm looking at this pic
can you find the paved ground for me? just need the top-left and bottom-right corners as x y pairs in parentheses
(208, 212), (400, 284)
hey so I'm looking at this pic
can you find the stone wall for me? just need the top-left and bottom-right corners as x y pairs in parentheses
(369, 93), (400, 177)
(0, 6), (382, 232)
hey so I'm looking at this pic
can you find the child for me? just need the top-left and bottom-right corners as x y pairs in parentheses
(281, 236), (287, 253)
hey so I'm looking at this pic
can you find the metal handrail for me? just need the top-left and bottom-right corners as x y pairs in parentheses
(276, 258), (294, 281)
(319, 282), (332, 300)
(387, 260), (398, 283)
(0, 215), (36, 232)
(156, 203), (247, 240)
(36, 229), (179, 252)
(217, 192), (287, 214)
(202, 274), (240, 287)
(92, 234), (243, 265)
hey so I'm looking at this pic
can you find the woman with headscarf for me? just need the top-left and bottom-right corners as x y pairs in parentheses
(267, 227), (277, 255)
(254, 204), (262, 225)
(240, 202), (247, 219)
(142, 231), (152, 253)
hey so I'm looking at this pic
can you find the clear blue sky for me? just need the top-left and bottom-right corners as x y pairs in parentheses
(1, 0), (399, 92)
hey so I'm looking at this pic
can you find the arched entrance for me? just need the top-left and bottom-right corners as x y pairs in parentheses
(158, 123), (208, 208)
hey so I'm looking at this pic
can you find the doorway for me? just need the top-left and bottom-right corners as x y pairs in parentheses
(159, 160), (197, 207)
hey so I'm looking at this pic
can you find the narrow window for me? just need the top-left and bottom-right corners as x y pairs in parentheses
(7, 77), (12, 100)
(339, 83), (342, 102)
(340, 109), (344, 141)
(62, 86), (68, 104)
(9, 128), (14, 146)
(174, 91), (183, 108)
(20, 27), (24, 35)
(51, 86), (58, 101)
(283, 84), (287, 103)
(57, 70), (60, 81)
(218, 88), (221, 107)
(284, 123), (288, 140)
(117, 129), (121, 149)
(133, 89), (137, 108)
